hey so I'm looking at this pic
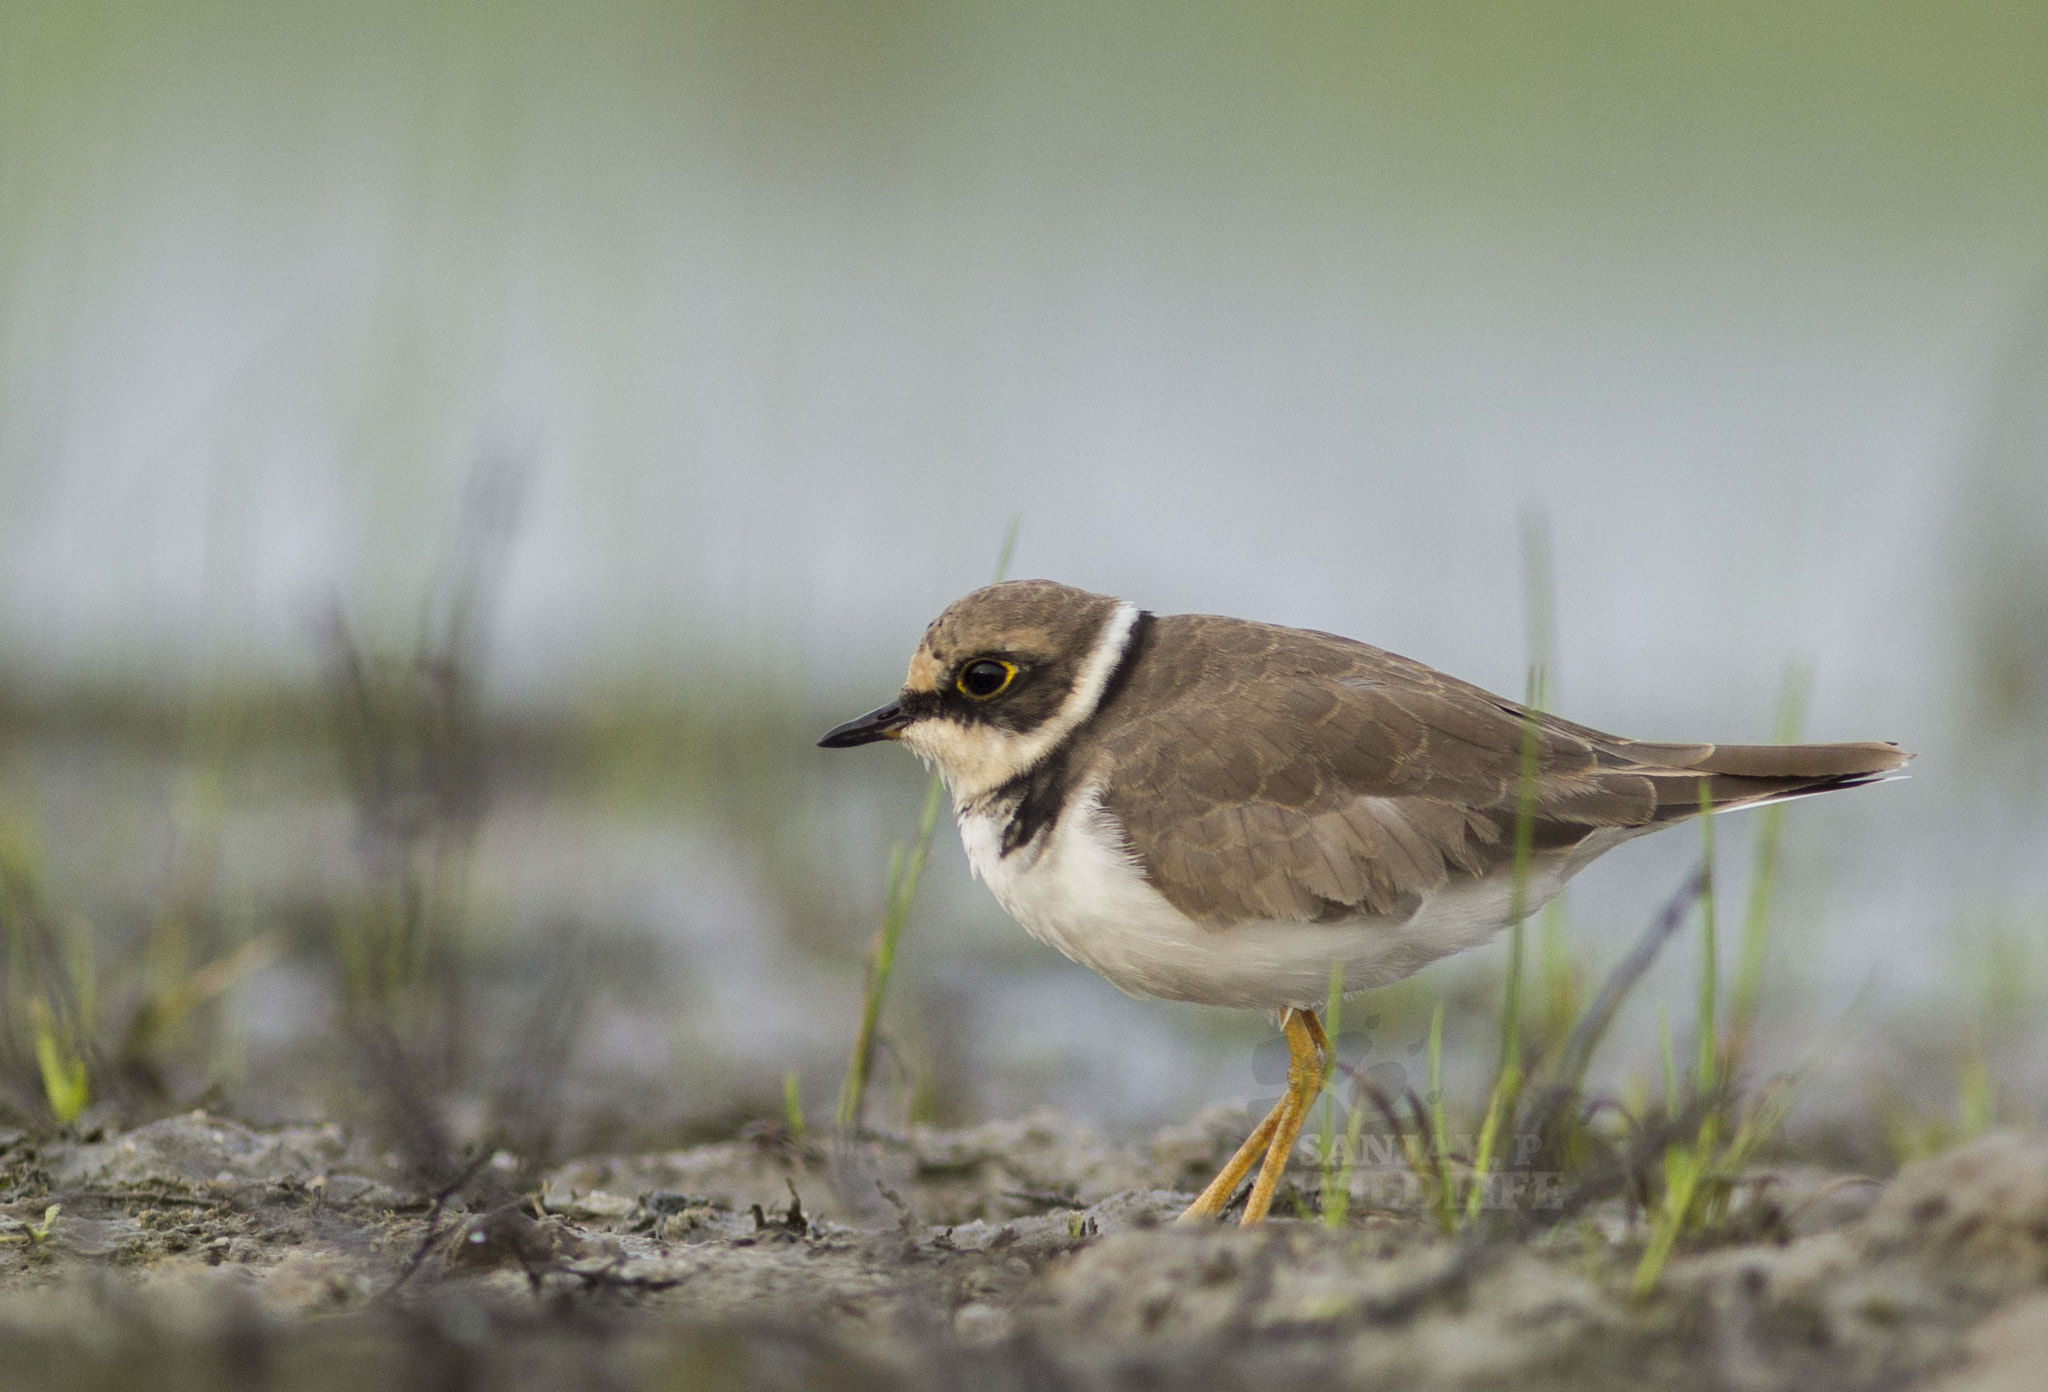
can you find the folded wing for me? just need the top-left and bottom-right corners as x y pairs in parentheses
(1092, 615), (1908, 929)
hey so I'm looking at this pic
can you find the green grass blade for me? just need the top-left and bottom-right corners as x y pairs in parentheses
(1473, 707), (1538, 1220)
(1328, 1106), (1368, 1228)
(1520, 505), (1557, 714)
(1695, 784), (1718, 1099)
(1426, 1001), (1453, 1231)
(1469, 511), (1557, 1220)
(783, 1070), (806, 1141)
(992, 514), (1021, 587)
(1727, 665), (1808, 1076)
(836, 520), (1022, 1134)
(1957, 1030), (1996, 1139)
(1632, 1142), (1700, 1299)
(32, 1011), (89, 1125)
(1536, 897), (1575, 1065)
(837, 788), (943, 1131)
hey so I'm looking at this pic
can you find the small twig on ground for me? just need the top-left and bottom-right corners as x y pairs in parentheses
(65, 1189), (223, 1209)
(563, 1258), (688, 1296)
(379, 1148), (494, 1302)
(1000, 1188), (1081, 1212)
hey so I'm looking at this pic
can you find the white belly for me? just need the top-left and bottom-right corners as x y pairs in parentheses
(956, 784), (1574, 1011)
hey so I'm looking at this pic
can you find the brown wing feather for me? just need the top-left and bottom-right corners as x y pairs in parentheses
(1084, 614), (1909, 929)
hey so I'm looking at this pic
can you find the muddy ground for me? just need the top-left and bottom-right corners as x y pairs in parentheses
(1, 1109), (2045, 1391)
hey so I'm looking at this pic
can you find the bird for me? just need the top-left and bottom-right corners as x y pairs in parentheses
(818, 580), (1910, 1224)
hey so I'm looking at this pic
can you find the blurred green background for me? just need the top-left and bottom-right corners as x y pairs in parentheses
(1, 1), (2044, 1153)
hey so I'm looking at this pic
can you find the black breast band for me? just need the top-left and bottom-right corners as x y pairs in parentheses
(995, 610), (1155, 857)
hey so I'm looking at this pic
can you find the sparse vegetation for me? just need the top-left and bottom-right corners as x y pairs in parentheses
(836, 518), (1019, 1136)
(1298, 526), (1826, 1303)
(0, 767), (273, 1132)
(0, 512), (2019, 1392)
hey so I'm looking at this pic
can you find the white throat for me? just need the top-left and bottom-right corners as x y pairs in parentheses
(902, 601), (1141, 806)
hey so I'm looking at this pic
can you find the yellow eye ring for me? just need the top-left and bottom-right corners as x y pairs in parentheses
(956, 659), (1018, 700)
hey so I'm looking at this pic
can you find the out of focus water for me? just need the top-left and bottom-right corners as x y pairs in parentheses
(3, 2), (2046, 1139)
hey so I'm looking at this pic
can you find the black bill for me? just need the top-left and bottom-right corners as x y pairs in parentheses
(817, 700), (911, 748)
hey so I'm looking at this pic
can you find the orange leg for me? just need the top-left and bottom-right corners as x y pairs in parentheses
(1240, 1009), (1325, 1224)
(1178, 1007), (1329, 1225)
(1178, 1095), (1288, 1220)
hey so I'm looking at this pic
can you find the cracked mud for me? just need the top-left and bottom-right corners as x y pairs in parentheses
(3, 1110), (2046, 1390)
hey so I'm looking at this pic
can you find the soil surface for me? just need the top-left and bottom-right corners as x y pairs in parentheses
(2, 1110), (2045, 1391)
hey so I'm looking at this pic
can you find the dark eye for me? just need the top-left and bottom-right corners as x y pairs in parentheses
(956, 659), (1018, 700)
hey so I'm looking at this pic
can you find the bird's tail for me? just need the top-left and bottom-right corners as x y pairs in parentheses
(1606, 739), (1912, 821)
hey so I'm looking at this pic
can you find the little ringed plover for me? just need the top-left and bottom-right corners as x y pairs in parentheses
(819, 580), (1910, 1225)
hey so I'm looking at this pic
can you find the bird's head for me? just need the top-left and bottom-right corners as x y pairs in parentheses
(818, 579), (1141, 802)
